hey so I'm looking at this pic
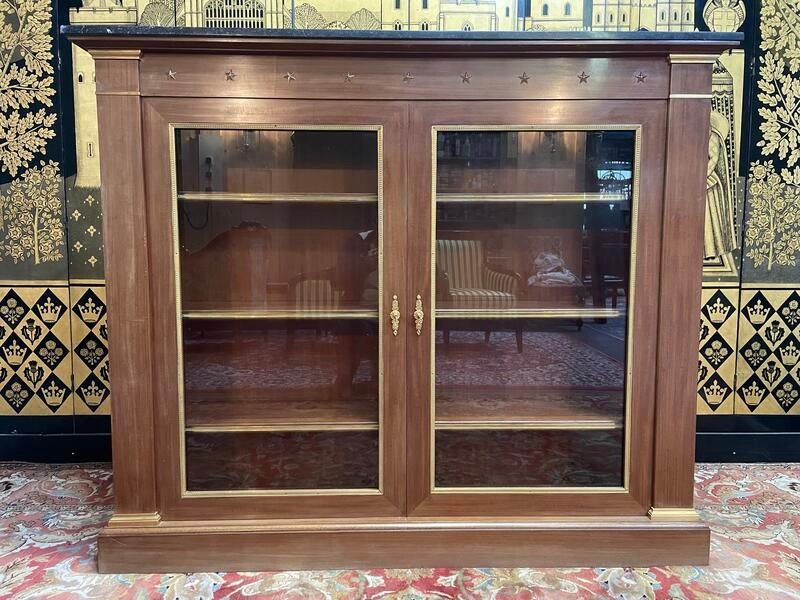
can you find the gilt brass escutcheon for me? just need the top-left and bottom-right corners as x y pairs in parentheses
(413, 294), (424, 336)
(390, 295), (400, 336)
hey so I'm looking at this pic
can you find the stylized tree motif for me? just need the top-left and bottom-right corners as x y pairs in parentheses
(139, 0), (186, 27)
(744, 0), (800, 272)
(745, 161), (800, 271)
(757, 50), (800, 167)
(0, 160), (65, 265)
(345, 8), (380, 30)
(291, 3), (326, 29)
(0, 0), (57, 176)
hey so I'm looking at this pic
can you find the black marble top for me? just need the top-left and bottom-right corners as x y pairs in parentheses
(61, 24), (742, 44)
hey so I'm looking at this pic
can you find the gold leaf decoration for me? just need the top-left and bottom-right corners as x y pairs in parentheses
(0, 0), (57, 177)
(0, 160), (65, 265)
(745, 161), (800, 270)
(746, 0), (800, 272)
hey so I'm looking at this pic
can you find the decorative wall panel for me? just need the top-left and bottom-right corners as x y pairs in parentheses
(0, 0), (68, 282)
(69, 285), (109, 415)
(741, 0), (800, 284)
(0, 286), (72, 415)
(697, 285), (739, 415)
(736, 288), (800, 415)
(66, 179), (105, 280)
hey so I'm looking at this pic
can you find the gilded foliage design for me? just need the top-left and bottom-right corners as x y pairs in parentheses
(746, 0), (800, 271)
(0, 160), (64, 264)
(139, 0), (186, 27)
(288, 3), (380, 30)
(0, 0), (57, 177)
(745, 162), (800, 270)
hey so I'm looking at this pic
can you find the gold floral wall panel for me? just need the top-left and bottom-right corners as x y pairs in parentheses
(742, 0), (800, 283)
(0, 0), (67, 282)
(698, 286), (739, 415)
(736, 288), (800, 415)
(69, 285), (109, 415)
(0, 286), (72, 416)
(731, 0), (800, 416)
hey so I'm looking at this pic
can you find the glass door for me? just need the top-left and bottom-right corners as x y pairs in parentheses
(171, 127), (386, 495)
(432, 128), (634, 489)
(406, 103), (661, 517)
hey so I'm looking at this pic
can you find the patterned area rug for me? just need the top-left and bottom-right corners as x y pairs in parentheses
(0, 463), (799, 598)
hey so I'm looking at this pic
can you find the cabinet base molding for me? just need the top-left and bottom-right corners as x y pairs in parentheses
(97, 518), (710, 573)
(107, 512), (162, 528)
(647, 507), (700, 522)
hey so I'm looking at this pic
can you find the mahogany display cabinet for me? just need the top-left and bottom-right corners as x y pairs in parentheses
(66, 27), (740, 573)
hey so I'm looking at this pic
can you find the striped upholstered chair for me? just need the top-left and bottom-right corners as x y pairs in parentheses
(436, 239), (523, 353)
(436, 239), (519, 309)
(286, 268), (343, 351)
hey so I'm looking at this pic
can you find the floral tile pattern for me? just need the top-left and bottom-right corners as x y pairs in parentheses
(0, 463), (798, 599)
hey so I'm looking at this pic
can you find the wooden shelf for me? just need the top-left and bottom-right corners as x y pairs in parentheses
(435, 386), (623, 431)
(182, 309), (378, 320)
(436, 192), (628, 204)
(178, 192), (378, 203)
(185, 389), (378, 432)
(435, 307), (622, 319)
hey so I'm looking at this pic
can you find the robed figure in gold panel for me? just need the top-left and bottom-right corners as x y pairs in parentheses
(704, 110), (737, 261)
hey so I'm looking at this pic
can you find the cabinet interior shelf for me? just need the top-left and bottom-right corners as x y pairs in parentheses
(435, 192), (628, 204)
(183, 388), (622, 433)
(180, 308), (619, 320)
(186, 423), (379, 433)
(184, 390), (379, 431)
(434, 419), (620, 431)
(435, 308), (622, 319)
(435, 387), (623, 431)
(182, 309), (378, 320)
(178, 192), (378, 203)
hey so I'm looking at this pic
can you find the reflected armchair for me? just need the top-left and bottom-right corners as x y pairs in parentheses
(436, 239), (520, 308)
(286, 268), (342, 352)
(436, 239), (523, 352)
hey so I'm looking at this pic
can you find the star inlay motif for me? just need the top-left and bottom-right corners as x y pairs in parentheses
(518, 72), (530, 84)
(460, 71), (471, 84)
(284, 72), (296, 82)
(166, 69), (177, 80)
(578, 71), (590, 83)
(403, 72), (414, 83)
(344, 72), (355, 82)
(225, 69), (237, 81)
(634, 71), (648, 83)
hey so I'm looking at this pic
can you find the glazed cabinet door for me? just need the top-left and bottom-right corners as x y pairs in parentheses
(407, 101), (666, 517)
(142, 99), (407, 520)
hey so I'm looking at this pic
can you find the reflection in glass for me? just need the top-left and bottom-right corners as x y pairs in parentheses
(176, 129), (377, 195)
(175, 128), (381, 492)
(434, 129), (635, 488)
(435, 429), (623, 487)
(183, 319), (379, 428)
(186, 431), (378, 491)
(178, 202), (378, 312)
